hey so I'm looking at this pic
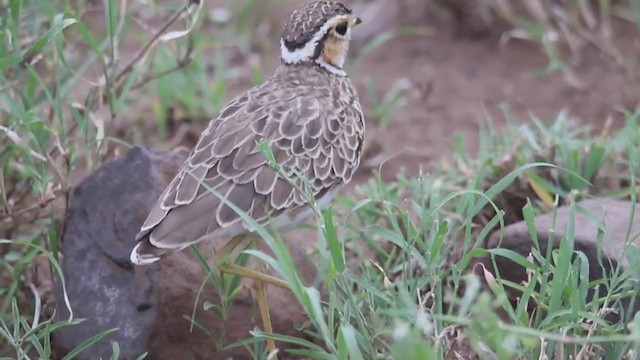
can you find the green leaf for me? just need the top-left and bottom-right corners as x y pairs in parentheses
(322, 208), (344, 273)
(548, 202), (576, 315)
(237, 330), (327, 353)
(0, 50), (26, 70)
(28, 14), (78, 57)
(522, 199), (539, 250)
(488, 248), (538, 271)
(109, 342), (120, 360)
(203, 300), (216, 311)
(106, 0), (118, 43)
(10, 0), (22, 25)
(305, 286), (336, 353)
(583, 144), (607, 182)
(62, 328), (118, 360)
(390, 334), (437, 360)
(472, 163), (557, 216)
(338, 324), (365, 360)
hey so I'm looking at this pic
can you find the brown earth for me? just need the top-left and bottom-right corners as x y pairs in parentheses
(347, 0), (640, 183)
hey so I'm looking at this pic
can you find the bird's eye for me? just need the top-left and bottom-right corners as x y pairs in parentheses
(335, 23), (348, 36)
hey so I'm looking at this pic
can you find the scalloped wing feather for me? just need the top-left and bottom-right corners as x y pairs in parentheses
(132, 72), (364, 261)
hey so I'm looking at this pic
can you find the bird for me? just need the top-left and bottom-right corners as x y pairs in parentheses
(129, 1), (364, 355)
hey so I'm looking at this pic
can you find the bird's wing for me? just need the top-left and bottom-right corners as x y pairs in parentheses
(134, 80), (363, 250)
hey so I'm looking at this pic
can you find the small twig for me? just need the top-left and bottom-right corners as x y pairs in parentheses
(129, 35), (195, 92)
(576, 0), (597, 30)
(46, 56), (58, 125)
(599, 1), (613, 41)
(1, 196), (55, 220)
(26, 282), (41, 330)
(44, 149), (67, 190)
(0, 169), (8, 215)
(97, 62), (115, 159)
(114, 2), (190, 86)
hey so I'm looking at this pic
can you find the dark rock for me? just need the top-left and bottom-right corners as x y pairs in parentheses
(53, 146), (316, 359)
(471, 197), (640, 323)
(52, 146), (177, 359)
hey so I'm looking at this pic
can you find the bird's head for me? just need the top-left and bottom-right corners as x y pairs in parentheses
(280, 1), (362, 76)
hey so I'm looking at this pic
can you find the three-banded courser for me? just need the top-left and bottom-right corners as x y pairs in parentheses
(130, 2), (364, 355)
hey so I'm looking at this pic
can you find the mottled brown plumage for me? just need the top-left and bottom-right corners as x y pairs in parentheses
(131, 1), (364, 264)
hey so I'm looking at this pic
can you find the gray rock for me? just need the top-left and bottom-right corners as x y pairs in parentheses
(53, 146), (177, 359)
(474, 197), (640, 323)
(53, 146), (316, 360)
(487, 197), (640, 270)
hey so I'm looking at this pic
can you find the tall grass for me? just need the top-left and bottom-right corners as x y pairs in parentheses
(185, 111), (640, 359)
(0, 0), (204, 358)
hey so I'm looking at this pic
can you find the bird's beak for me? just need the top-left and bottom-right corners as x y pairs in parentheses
(353, 17), (363, 26)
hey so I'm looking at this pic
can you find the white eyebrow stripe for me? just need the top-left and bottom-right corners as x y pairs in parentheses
(279, 14), (351, 64)
(279, 20), (334, 64)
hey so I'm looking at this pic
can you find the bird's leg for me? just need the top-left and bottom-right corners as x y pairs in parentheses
(216, 235), (290, 289)
(215, 234), (250, 263)
(254, 279), (278, 358)
(218, 262), (289, 289)
(215, 235), (283, 358)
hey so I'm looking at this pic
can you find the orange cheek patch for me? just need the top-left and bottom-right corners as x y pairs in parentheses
(322, 37), (346, 67)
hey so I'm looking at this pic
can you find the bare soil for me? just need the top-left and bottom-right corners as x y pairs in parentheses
(346, 1), (640, 183)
